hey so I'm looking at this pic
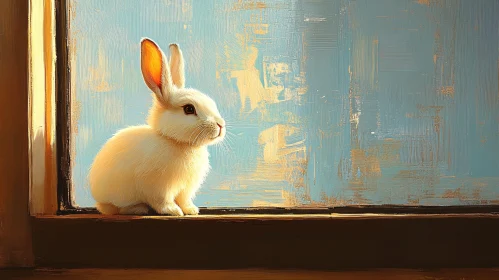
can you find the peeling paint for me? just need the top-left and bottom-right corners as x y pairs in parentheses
(87, 43), (115, 93)
(231, 0), (267, 11)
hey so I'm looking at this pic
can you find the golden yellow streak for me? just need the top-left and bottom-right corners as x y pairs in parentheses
(29, 0), (46, 214)
(43, 0), (57, 212)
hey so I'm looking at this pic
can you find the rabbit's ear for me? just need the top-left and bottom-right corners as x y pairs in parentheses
(141, 38), (173, 104)
(169, 44), (185, 89)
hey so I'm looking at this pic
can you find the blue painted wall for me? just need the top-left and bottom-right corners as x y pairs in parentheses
(70, 0), (499, 207)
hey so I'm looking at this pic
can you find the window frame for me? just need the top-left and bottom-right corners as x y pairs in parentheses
(22, 0), (499, 269)
(54, 0), (499, 217)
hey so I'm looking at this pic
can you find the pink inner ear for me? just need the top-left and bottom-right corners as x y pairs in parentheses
(142, 40), (163, 88)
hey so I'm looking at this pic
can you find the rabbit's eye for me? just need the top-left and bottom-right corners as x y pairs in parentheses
(183, 104), (196, 115)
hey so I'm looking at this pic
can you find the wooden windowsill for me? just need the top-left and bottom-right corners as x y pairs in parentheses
(34, 212), (499, 220)
(2, 268), (499, 280)
(31, 213), (499, 269)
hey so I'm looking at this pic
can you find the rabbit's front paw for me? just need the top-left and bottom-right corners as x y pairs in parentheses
(160, 203), (184, 216)
(181, 204), (199, 215)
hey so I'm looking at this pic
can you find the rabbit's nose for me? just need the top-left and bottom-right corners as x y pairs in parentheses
(217, 123), (223, 137)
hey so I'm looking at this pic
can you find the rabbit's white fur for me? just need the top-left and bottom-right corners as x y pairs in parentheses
(89, 38), (225, 216)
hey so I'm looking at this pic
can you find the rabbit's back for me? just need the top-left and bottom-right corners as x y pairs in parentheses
(89, 125), (165, 207)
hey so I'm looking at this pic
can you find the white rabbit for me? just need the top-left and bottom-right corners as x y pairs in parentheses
(89, 38), (226, 216)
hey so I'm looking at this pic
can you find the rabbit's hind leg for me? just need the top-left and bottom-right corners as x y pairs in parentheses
(119, 203), (150, 215)
(95, 202), (120, 215)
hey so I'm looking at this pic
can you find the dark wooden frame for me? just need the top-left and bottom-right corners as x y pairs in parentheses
(37, 0), (499, 270)
(56, 0), (73, 212)
(0, 0), (33, 268)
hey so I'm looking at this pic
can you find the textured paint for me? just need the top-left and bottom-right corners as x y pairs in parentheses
(71, 0), (499, 207)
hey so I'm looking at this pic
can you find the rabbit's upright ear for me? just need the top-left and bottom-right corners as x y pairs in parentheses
(141, 38), (173, 105)
(169, 44), (185, 89)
